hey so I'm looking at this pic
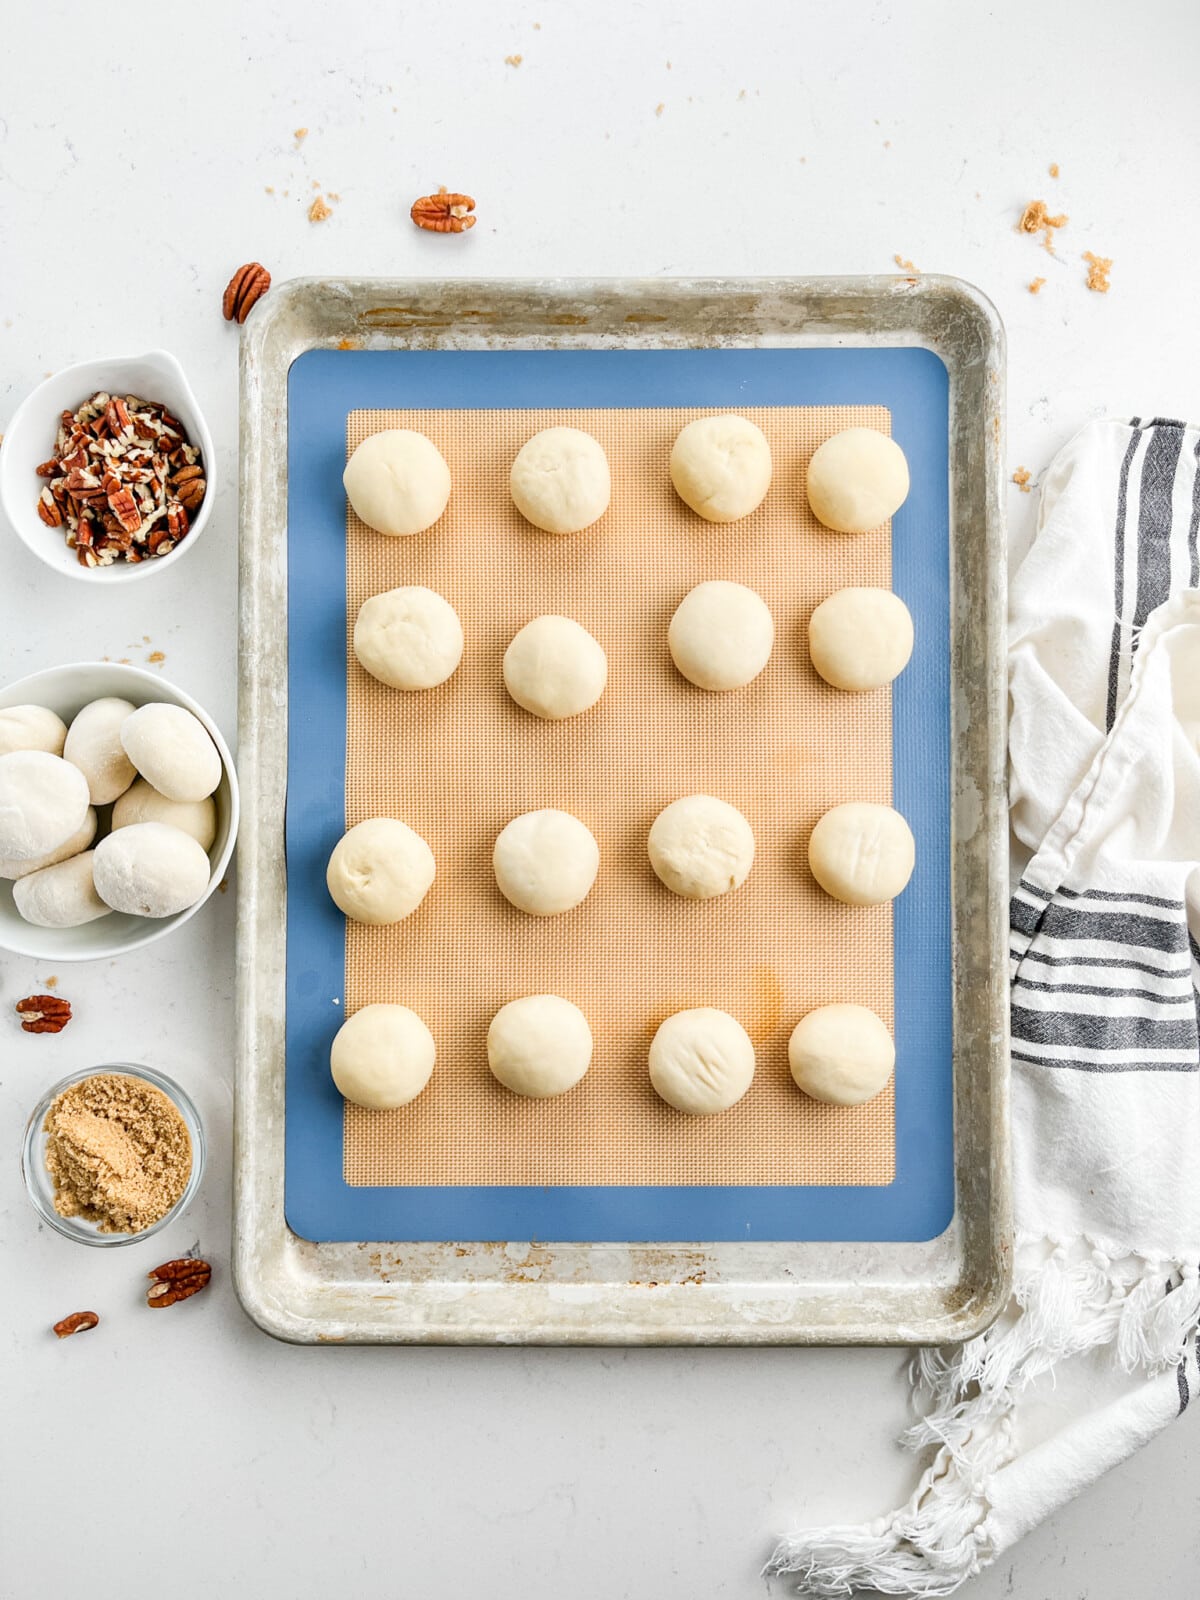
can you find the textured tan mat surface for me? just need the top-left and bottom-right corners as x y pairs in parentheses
(342, 404), (895, 1187)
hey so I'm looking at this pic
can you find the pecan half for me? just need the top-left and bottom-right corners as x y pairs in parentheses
(410, 188), (476, 233)
(147, 1258), (212, 1307)
(171, 463), (206, 513)
(222, 262), (272, 324)
(16, 994), (72, 1033)
(36, 489), (63, 526)
(53, 1311), (100, 1339)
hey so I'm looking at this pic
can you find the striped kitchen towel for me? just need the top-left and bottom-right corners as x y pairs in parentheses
(768, 418), (1200, 1596)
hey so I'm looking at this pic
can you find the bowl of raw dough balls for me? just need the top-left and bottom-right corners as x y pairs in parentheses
(0, 661), (238, 960)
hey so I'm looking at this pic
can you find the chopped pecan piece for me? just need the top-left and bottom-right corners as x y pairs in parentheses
(16, 994), (73, 1033)
(53, 1311), (100, 1339)
(147, 1258), (212, 1307)
(36, 489), (63, 527)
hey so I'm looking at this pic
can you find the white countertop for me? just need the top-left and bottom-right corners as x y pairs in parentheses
(3, 3), (1197, 1595)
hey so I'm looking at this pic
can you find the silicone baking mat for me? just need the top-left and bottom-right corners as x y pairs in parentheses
(285, 348), (952, 1243)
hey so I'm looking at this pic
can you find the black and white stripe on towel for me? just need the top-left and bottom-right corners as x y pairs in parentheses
(1010, 880), (1200, 1073)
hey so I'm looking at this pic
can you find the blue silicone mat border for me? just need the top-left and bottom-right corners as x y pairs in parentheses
(284, 347), (953, 1244)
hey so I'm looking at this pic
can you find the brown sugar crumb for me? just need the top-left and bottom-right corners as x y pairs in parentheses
(504, 53), (523, 66)
(43, 1073), (192, 1234)
(1012, 467), (1032, 493)
(1028, 277), (1046, 294)
(147, 650), (165, 664)
(1019, 199), (1068, 253)
(265, 185), (275, 195)
(894, 254), (919, 273)
(294, 126), (308, 143)
(1049, 162), (1060, 178)
(308, 195), (332, 224)
(1083, 251), (1112, 293)
(45, 976), (58, 989)
(655, 102), (665, 117)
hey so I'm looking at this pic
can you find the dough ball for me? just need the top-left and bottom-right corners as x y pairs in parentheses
(120, 703), (222, 803)
(510, 426), (611, 535)
(648, 794), (755, 900)
(330, 1003), (435, 1110)
(808, 802), (915, 905)
(808, 588), (914, 691)
(326, 817), (436, 925)
(0, 807), (97, 881)
(669, 414), (773, 523)
(353, 586), (464, 691)
(806, 427), (910, 534)
(649, 1007), (755, 1115)
(493, 808), (599, 916)
(788, 1004), (895, 1105)
(343, 428), (452, 537)
(487, 994), (593, 1097)
(0, 704), (67, 758)
(92, 821), (211, 918)
(112, 780), (217, 852)
(12, 850), (112, 928)
(63, 696), (137, 805)
(503, 615), (607, 719)
(0, 750), (90, 863)
(668, 580), (774, 691)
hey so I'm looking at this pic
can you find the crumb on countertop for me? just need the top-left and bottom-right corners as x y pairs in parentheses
(45, 976), (58, 989)
(1028, 277), (1046, 294)
(505, 53), (523, 66)
(1013, 467), (1032, 493)
(1083, 251), (1112, 293)
(1019, 199), (1068, 253)
(265, 186), (274, 195)
(894, 254), (919, 272)
(308, 195), (332, 223)
(148, 651), (165, 665)
(1049, 162), (1060, 178)
(294, 126), (308, 143)
(656, 102), (665, 116)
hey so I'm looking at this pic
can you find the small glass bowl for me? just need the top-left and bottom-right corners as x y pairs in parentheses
(22, 1064), (206, 1248)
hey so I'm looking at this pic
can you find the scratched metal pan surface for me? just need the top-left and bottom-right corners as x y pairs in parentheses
(234, 276), (1010, 1346)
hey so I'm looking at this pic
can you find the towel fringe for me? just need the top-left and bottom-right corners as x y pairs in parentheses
(766, 1248), (1199, 1596)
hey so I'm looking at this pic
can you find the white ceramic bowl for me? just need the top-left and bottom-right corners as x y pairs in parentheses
(0, 350), (215, 584)
(0, 662), (238, 960)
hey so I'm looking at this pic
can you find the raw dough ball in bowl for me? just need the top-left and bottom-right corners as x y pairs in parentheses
(503, 615), (607, 719)
(649, 1007), (756, 1115)
(808, 588), (914, 691)
(806, 427), (910, 533)
(510, 426), (611, 534)
(808, 802), (915, 905)
(0, 704), (67, 758)
(648, 794), (755, 900)
(63, 696), (137, 804)
(13, 850), (111, 928)
(120, 702), (221, 803)
(112, 779), (217, 852)
(343, 428), (452, 537)
(92, 821), (211, 917)
(487, 994), (593, 1097)
(788, 1004), (895, 1105)
(669, 414), (773, 523)
(668, 580), (774, 691)
(326, 817), (436, 925)
(330, 1003), (436, 1110)
(353, 586), (464, 691)
(493, 808), (599, 915)
(0, 750), (90, 863)
(0, 807), (96, 881)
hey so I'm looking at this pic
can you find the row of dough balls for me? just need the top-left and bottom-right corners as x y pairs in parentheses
(0, 699), (221, 927)
(353, 582), (915, 704)
(331, 998), (895, 1113)
(327, 798), (915, 924)
(344, 419), (910, 537)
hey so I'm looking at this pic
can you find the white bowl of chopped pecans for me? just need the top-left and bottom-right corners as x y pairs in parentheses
(0, 349), (215, 581)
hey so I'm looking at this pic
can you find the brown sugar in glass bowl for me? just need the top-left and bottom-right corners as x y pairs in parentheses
(22, 1065), (205, 1247)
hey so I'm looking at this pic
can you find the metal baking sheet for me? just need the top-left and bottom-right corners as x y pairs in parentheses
(235, 276), (1010, 1344)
